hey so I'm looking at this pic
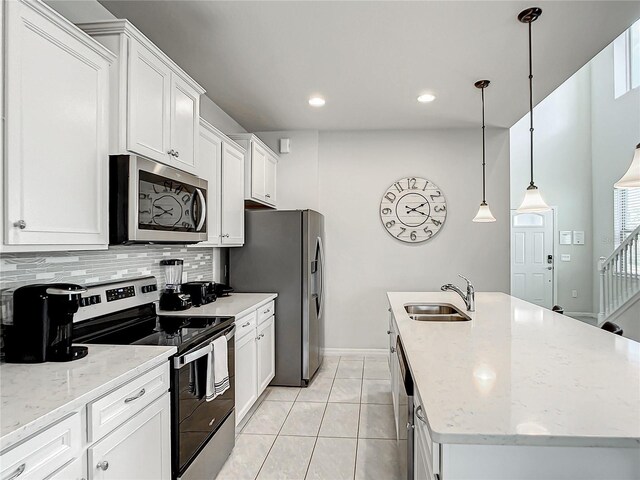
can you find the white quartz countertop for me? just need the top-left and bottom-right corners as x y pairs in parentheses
(387, 291), (640, 448)
(0, 344), (176, 451)
(158, 293), (277, 319)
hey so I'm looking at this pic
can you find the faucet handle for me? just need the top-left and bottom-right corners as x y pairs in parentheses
(458, 274), (474, 291)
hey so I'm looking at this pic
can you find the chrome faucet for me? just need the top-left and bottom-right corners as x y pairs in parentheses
(441, 274), (475, 312)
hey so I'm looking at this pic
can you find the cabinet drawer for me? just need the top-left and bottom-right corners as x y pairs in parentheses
(45, 454), (85, 480)
(415, 392), (439, 476)
(0, 413), (81, 480)
(236, 311), (257, 341)
(87, 363), (169, 443)
(257, 301), (275, 324)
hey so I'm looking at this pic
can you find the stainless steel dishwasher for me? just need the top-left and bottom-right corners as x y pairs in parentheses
(396, 336), (414, 480)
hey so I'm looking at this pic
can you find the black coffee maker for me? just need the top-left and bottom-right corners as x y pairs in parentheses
(5, 283), (88, 363)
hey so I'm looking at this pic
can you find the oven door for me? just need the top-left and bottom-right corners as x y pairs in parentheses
(119, 155), (208, 243)
(171, 325), (235, 479)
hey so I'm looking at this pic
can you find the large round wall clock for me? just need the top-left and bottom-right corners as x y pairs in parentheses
(380, 177), (447, 243)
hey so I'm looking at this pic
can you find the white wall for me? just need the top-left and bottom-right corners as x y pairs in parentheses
(255, 131), (320, 211)
(510, 65), (594, 313)
(591, 44), (640, 310)
(318, 129), (511, 350)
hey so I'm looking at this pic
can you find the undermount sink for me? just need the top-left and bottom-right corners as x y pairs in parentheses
(404, 303), (471, 322)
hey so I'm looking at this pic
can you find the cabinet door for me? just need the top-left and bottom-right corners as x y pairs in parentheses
(127, 39), (171, 163)
(198, 124), (222, 246)
(47, 455), (86, 480)
(221, 142), (245, 246)
(4, 0), (110, 246)
(235, 332), (258, 425)
(250, 142), (267, 202)
(88, 393), (171, 480)
(257, 316), (275, 395)
(169, 74), (199, 174)
(264, 154), (277, 206)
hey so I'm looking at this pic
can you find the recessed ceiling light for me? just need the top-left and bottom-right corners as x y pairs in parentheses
(417, 93), (436, 103)
(309, 96), (326, 107)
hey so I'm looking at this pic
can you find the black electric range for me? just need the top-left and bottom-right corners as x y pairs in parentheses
(72, 276), (236, 480)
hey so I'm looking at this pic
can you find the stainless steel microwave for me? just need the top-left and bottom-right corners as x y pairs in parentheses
(110, 155), (208, 244)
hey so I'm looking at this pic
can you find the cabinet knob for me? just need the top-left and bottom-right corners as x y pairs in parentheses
(386, 330), (391, 334)
(390, 346), (396, 353)
(13, 220), (26, 229)
(96, 461), (109, 471)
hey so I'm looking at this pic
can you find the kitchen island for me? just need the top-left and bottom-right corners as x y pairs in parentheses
(387, 291), (640, 480)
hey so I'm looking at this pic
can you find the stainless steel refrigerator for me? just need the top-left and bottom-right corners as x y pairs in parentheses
(229, 210), (325, 386)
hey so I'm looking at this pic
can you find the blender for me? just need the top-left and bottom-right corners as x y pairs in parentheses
(159, 259), (192, 311)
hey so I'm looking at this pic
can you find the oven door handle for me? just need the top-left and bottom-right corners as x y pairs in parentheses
(173, 325), (235, 369)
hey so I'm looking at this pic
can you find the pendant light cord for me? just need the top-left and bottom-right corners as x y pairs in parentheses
(481, 86), (487, 203)
(528, 21), (535, 187)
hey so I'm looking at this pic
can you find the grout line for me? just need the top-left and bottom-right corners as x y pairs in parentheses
(303, 401), (329, 480)
(352, 361), (365, 480)
(253, 399), (295, 480)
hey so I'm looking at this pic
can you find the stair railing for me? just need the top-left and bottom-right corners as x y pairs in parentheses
(598, 224), (640, 323)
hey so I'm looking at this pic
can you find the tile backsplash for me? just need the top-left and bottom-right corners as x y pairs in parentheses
(0, 245), (220, 294)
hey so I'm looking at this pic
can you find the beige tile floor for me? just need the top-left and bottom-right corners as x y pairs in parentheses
(215, 356), (402, 480)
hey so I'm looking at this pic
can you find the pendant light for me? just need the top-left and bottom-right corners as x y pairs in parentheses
(472, 80), (496, 222)
(516, 7), (551, 213)
(614, 143), (640, 188)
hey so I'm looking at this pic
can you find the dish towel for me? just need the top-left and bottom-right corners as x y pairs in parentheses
(206, 335), (229, 401)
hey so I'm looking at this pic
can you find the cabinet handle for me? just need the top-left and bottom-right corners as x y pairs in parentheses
(124, 388), (146, 403)
(96, 461), (109, 471)
(415, 405), (428, 424)
(222, 234), (230, 238)
(13, 220), (26, 230)
(390, 346), (395, 353)
(4, 463), (25, 480)
(387, 330), (391, 334)
(265, 194), (271, 198)
(241, 321), (251, 327)
(167, 149), (174, 156)
(175, 151), (179, 157)
(263, 309), (270, 314)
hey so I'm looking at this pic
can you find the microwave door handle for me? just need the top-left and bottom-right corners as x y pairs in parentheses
(195, 188), (207, 232)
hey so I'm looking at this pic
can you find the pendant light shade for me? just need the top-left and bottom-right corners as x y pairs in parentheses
(614, 143), (640, 188)
(473, 202), (497, 222)
(472, 79), (497, 223)
(516, 7), (551, 214)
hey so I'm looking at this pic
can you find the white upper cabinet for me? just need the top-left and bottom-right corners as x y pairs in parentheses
(127, 40), (171, 161)
(3, 0), (115, 250)
(197, 119), (223, 247)
(228, 134), (278, 208)
(221, 141), (246, 246)
(196, 119), (245, 247)
(78, 20), (205, 174)
(169, 75), (199, 173)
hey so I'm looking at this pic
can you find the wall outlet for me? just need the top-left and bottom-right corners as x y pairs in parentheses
(572, 290), (578, 298)
(561, 254), (571, 262)
(182, 272), (188, 283)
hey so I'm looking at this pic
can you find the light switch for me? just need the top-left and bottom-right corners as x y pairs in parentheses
(572, 290), (578, 298)
(561, 254), (571, 262)
(573, 231), (585, 245)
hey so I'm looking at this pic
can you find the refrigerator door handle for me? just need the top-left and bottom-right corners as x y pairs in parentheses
(316, 236), (325, 319)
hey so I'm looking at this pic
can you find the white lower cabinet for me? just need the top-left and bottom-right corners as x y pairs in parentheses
(88, 393), (171, 480)
(257, 316), (276, 393)
(235, 331), (258, 423)
(234, 302), (276, 425)
(47, 455), (86, 480)
(0, 363), (172, 480)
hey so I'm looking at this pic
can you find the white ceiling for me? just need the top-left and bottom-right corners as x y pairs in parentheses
(98, 1), (640, 132)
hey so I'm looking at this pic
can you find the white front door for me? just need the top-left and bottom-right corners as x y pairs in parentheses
(510, 209), (554, 308)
